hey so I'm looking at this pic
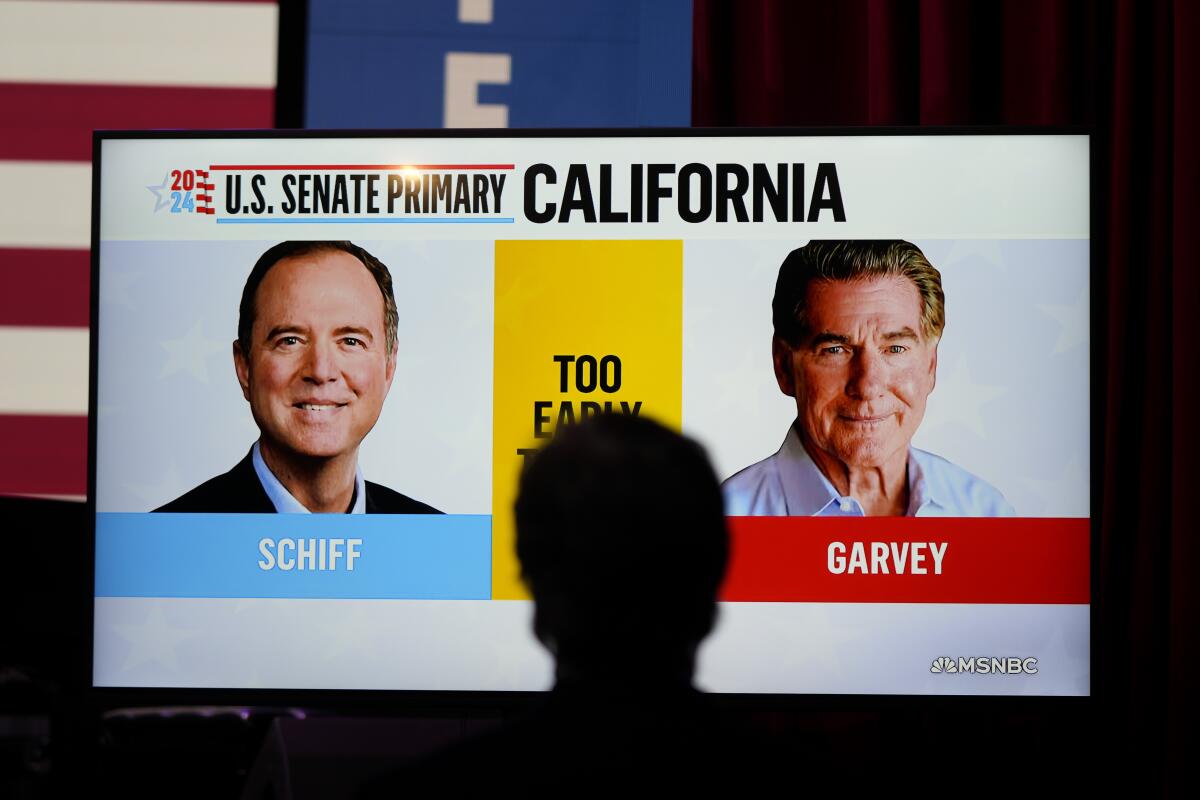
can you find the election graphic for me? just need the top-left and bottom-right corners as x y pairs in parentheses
(91, 133), (1091, 696)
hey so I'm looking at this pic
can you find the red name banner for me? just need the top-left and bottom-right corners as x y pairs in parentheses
(720, 517), (1090, 604)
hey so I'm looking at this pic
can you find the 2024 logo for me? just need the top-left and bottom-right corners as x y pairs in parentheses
(148, 169), (215, 215)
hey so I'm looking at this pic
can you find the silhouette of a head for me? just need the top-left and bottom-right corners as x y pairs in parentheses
(515, 413), (729, 684)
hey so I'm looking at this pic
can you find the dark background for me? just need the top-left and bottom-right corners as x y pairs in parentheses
(3, 0), (1195, 796)
(694, 1), (1197, 795)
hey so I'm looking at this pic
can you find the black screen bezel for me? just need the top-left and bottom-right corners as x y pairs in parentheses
(86, 126), (1097, 713)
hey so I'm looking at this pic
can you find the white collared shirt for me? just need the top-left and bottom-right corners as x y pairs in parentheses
(251, 441), (366, 514)
(721, 423), (1014, 517)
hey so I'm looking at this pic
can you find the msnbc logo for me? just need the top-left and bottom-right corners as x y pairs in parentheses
(931, 656), (1039, 675)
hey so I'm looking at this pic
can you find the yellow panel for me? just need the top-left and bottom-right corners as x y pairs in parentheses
(491, 240), (683, 599)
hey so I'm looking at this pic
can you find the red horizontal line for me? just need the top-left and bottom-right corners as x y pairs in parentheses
(0, 83), (273, 162)
(0, 249), (89, 327)
(208, 164), (516, 171)
(0, 415), (87, 497)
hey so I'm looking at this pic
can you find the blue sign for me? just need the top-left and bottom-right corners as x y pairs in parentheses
(306, 0), (692, 128)
(96, 513), (492, 599)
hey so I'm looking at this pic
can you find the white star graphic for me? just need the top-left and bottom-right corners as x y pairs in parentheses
(146, 173), (172, 212)
(465, 601), (551, 690)
(444, 265), (490, 329)
(124, 462), (183, 510)
(781, 605), (866, 679)
(926, 352), (1007, 440)
(1037, 287), (1089, 354)
(683, 282), (724, 332)
(1037, 616), (1091, 694)
(110, 604), (196, 675)
(701, 603), (865, 692)
(312, 601), (381, 663)
(101, 267), (140, 310)
(159, 320), (228, 383)
(724, 350), (776, 410)
(936, 240), (1007, 272)
(231, 597), (290, 616)
(432, 411), (488, 481)
(1016, 453), (1089, 517)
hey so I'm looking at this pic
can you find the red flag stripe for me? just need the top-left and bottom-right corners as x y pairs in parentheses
(720, 516), (1090, 604)
(0, 1), (279, 499)
(0, 82), (274, 163)
(0, 414), (87, 497)
(0, 249), (90, 327)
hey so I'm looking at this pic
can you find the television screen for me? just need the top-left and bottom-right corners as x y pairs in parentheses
(91, 131), (1089, 695)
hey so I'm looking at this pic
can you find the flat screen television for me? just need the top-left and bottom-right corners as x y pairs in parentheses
(90, 129), (1090, 697)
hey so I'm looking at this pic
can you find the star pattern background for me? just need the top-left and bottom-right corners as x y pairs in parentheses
(94, 597), (1086, 695)
(93, 235), (1089, 694)
(95, 239), (494, 513)
(683, 238), (1090, 517)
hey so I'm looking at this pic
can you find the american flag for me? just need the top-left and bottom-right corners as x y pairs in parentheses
(0, 0), (278, 499)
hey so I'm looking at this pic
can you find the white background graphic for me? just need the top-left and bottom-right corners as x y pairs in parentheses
(96, 239), (494, 514)
(683, 238), (1089, 517)
(94, 134), (1090, 695)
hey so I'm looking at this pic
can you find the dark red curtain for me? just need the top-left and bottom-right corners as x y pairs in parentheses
(694, 1), (1197, 794)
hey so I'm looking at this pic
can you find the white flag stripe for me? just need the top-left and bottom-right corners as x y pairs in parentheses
(0, 326), (89, 415)
(0, 161), (91, 248)
(0, 1), (277, 89)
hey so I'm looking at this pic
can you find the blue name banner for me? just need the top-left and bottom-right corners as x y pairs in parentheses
(306, 0), (693, 128)
(95, 513), (491, 600)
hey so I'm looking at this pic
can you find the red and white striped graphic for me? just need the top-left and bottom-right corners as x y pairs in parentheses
(0, 0), (278, 499)
(195, 168), (216, 214)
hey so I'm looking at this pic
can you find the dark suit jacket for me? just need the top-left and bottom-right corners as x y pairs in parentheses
(154, 449), (442, 514)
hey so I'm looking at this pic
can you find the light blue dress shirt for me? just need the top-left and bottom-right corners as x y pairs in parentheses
(251, 441), (366, 514)
(721, 423), (1014, 517)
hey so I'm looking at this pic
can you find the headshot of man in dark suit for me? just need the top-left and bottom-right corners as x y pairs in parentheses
(157, 241), (440, 514)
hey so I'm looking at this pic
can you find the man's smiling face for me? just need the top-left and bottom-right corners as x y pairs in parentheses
(234, 249), (395, 463)
(773, 275), (938, 469)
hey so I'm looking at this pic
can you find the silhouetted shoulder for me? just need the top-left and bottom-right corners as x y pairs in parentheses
(363, 482), (442, 514)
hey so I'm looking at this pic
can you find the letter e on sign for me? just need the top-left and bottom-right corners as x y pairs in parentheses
(444, 53), (511, 127)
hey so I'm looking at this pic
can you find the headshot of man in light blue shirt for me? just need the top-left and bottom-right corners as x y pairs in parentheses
(722, 240), (1014, 517)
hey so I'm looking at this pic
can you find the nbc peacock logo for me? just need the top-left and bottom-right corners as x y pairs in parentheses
(931, 656), (1039, 675)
